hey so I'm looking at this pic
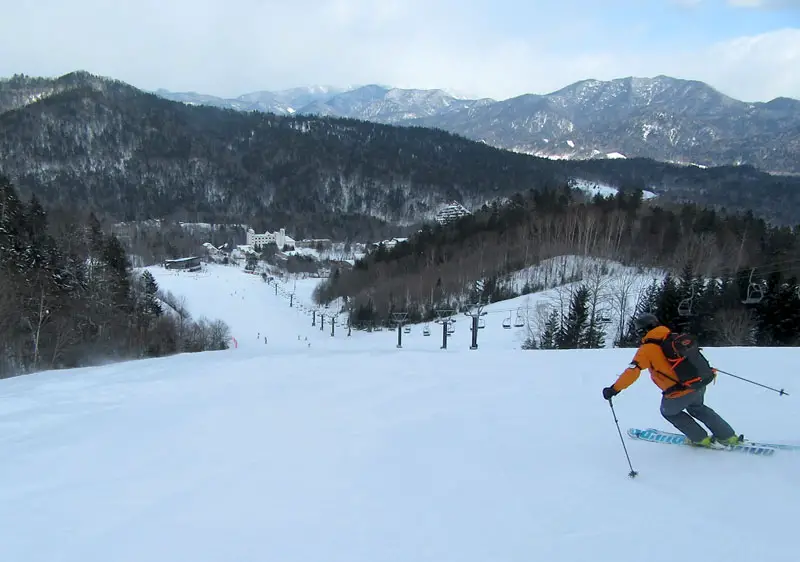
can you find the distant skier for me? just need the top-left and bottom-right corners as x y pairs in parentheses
(602, 313), (741, 448)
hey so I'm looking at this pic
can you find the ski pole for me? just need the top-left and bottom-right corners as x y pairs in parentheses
(714, 369), (788, 396)
(608, 398), (638, 479)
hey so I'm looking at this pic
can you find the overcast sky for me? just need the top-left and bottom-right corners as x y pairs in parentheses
(0, 0), (798, 101)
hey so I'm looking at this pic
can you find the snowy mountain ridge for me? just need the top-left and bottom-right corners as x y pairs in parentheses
(3, 71), (800, 230)
(154, 75), (800, 174)
(5, 72), (797, 175)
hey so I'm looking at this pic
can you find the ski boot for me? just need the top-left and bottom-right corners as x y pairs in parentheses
(690, 436), (726, 449)
(714, 434), (745, 448)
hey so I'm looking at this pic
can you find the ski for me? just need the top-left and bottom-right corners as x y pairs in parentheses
(627, 428), (777, 456)
(638, 427), (800, 452)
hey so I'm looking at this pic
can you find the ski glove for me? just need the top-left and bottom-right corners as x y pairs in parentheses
(602, 386), (619, 400)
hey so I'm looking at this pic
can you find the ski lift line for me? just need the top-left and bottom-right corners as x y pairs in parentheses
(734, 257), (800, 271)
(419, 306), (534, 322)
(738, 264), (799, 283)
(703, 258), (800, 279)
(639, 258), (800, 285)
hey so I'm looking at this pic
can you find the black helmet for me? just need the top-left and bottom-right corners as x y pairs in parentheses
(634, 313), (660, 336)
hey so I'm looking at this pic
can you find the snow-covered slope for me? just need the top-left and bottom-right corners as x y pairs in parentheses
(571, 178), (657, 200)
(0, 263), (797, 562)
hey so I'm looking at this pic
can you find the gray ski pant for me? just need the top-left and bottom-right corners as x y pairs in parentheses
(660, 386), (736, 443)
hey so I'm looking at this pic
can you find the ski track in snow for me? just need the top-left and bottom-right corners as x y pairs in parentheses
(0, 263), (798, 562)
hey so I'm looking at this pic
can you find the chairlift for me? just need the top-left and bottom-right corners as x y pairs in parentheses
(743, 283), (764, 305)
(677, 284), (695, 317)
(742, 269), (764, 305)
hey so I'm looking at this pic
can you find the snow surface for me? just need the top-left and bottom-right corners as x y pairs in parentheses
(1, 263), (798, 562)
(572, 178), (657, 200)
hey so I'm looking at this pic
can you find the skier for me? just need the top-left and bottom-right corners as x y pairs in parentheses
(602, 313), (741, 448)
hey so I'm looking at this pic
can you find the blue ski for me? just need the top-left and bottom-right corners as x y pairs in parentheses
(639, 427), (800, 452)
(627, 428), (778, 456)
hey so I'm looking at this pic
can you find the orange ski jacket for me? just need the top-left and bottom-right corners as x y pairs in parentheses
(611, 326), (695, 399)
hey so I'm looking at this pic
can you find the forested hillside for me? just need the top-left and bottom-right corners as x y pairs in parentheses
(315, 186), (800, 347)
(0, 176), (230, 378)
(1, 72), (800, 241)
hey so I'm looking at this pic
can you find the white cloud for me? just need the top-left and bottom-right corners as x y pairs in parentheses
(727, 0), (800, 8)
(0, 0), (797, 102)
(696, 28), (800, 100)
(676, 0), (800, 7)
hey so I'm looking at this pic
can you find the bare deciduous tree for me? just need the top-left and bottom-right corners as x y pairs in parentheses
(608, 268), (641, 344)
(715, 308), (756, 346)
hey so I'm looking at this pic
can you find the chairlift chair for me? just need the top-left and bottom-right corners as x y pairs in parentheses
(447, 323), (455, 335)
(478, 318), (486, 329)
(513, 309), (525, 328)
(742, 283), (764, 305)
(502, 313), (512, 329)
(403, 326), (411, 334)
(423, 325), (431, 336)
(677, 283), (698, 317)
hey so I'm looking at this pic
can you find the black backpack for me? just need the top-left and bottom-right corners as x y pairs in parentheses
(645, 332), (716, 390)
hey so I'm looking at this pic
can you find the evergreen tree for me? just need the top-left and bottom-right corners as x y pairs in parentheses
(557, 285), (590, 349)
(0, 177), (27, 271)
(655, 274), (682, 330)
(87, 213), (106, 259)
(581, 310), (607, 349)
(140, 270), (163, 318)
(692, 278), (722, 343)
(351, 299), (377, 329)
(753, 272), (783, 346)
(538, 309), (560, 349)
(755, 275), (800, 345)
(102, 234), (132, 311)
